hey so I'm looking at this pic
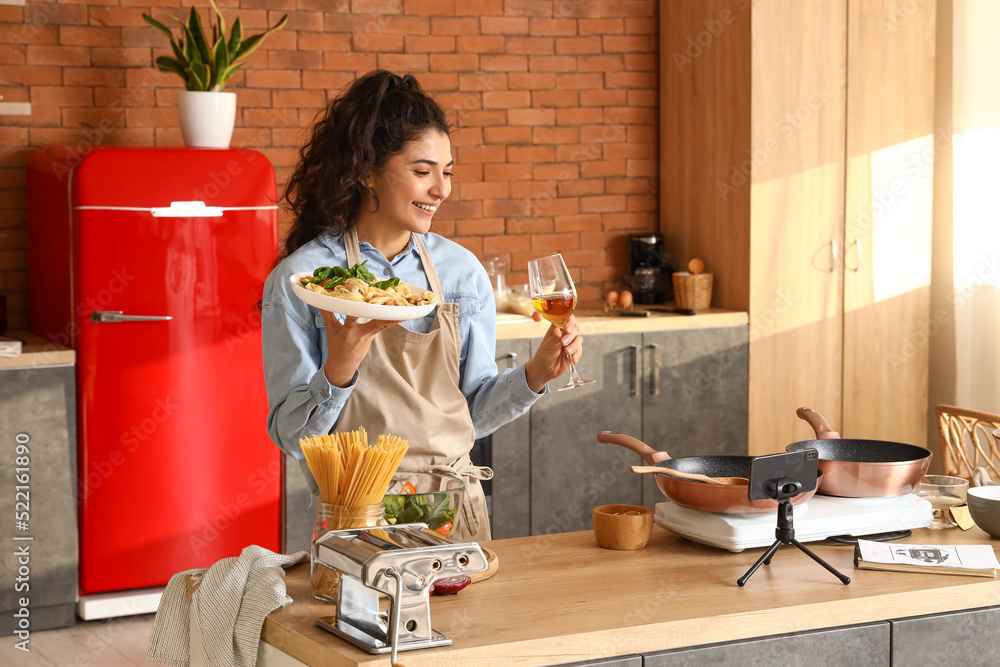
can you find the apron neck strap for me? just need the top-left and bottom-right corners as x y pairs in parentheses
(412, 234), (443, 296)
(343, 227), (443, 296)
(345, 226), (362, 266)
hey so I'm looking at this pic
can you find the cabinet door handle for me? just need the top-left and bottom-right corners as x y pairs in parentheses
(649, 344), (660, 396)
(846, 237), (863, 272)
(631, 345), (640, 396)
(829, 239), (839, 273)
(504, 352), (518, 369)
(90, 311), (172, 323)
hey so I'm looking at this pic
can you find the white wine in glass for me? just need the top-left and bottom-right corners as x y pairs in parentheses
(527, 253), (596, 391)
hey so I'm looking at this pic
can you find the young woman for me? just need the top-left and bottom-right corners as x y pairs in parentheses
(261, 70), (585, 541)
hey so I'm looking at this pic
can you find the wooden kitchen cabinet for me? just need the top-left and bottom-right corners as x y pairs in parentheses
(660, 0), (936, 454)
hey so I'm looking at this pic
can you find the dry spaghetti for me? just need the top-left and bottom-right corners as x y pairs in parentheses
(299, 428), (409, 506)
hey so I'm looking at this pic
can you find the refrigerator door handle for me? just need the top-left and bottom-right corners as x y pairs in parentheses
(90, 311), (173, 323)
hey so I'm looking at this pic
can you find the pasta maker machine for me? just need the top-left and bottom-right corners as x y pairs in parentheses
(313, 524), (488, 662)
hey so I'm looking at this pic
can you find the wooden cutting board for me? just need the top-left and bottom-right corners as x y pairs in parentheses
(469, 546), (499, 584)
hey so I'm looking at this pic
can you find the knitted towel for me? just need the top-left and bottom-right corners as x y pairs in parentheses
(146, 545), (309, 667)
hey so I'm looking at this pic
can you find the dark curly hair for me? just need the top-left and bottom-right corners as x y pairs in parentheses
(279, 70), (451, 259)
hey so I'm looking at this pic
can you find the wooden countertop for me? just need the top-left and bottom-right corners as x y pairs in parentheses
(0, 331), (74, 369)
(262, 524), (1000, 666)
(496, 304), (748, 340)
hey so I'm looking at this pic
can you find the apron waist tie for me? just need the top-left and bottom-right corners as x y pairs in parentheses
(414, 455), (493, 482)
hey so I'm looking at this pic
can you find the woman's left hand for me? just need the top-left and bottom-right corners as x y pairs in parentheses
(524, 315), (584, 393)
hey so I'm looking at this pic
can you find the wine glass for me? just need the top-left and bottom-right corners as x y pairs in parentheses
(914, 475), (969, 529)
(527, 253), (596, 391)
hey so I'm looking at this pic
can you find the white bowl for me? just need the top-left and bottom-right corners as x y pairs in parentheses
(967, 485), (1000, 538)
(290, 272), (438, 322)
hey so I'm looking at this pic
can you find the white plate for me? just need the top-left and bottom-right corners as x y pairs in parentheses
(290, 272), (439, 322)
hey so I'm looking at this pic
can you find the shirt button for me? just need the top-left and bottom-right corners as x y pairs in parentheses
(323, 389), (330, 398)
(384, 268), (391, 275)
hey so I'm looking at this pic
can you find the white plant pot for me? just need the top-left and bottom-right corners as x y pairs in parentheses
(177, 90), (236, 149)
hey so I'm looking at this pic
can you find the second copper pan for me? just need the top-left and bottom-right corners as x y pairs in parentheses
(789, 408), (932, 497)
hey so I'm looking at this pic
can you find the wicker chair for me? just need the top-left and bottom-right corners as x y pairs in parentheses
(934, 404), (1000, 481)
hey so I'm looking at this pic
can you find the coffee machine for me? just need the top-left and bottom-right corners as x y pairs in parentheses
(628, 233), (673, 304)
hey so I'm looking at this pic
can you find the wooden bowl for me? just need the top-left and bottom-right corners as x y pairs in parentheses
(592, 504), (654, 550)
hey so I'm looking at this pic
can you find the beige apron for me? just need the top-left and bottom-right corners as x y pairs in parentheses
(334, 227), (493, 542)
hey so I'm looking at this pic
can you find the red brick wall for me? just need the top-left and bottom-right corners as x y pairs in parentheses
(0, 0), (659, 331)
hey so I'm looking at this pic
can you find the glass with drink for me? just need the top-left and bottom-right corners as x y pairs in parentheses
(527, 253), (596, 391)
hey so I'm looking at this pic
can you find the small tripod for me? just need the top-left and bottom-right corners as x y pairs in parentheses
(737, 478), (851, 587)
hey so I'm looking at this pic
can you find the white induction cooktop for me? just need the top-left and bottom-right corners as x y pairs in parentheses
(654, 494), (934, 552)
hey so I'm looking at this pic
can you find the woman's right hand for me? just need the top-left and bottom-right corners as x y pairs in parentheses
(320, 310), (401, 387)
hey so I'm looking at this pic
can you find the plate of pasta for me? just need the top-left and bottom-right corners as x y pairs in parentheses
(290, 265), (439, 322)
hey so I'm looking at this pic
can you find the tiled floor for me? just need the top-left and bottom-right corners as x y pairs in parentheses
(1, 614), (158, 666)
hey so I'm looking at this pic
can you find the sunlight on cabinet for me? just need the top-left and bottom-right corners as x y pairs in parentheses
(852, 135), (935, 306)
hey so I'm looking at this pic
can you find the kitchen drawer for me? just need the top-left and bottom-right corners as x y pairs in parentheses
(551, 657), (641, 667)
(640, 326), (749, 508)
(484, 325), (749, 536)
(529, 332), (644, 534)
(643, 622), (889, 666)
(890, 606), (1000, 666)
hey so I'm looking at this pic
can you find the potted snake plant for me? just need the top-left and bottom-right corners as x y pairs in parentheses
(143, 0), (287, 148)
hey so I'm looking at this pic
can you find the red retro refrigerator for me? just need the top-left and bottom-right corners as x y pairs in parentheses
(26, 147), (281, 614)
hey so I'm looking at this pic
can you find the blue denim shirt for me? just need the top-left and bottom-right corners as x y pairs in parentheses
(261, 230), (546, 466)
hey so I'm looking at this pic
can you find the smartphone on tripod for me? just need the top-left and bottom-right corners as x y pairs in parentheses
(747, 449), (819, 502)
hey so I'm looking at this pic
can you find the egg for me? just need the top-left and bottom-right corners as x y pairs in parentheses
(618, 290), (634, 309)
(606, 290), (620, 306)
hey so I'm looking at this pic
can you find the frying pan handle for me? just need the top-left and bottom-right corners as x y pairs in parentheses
(596, 431), (671, 466)
(796, 407), (841, 439)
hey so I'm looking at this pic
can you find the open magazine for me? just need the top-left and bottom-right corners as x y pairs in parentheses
(854, 539), (1000, 578)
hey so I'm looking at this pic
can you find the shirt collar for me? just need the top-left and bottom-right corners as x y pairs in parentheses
(318, 230), (421, 262)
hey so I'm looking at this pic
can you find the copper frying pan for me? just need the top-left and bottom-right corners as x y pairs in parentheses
(597, 431), (820, 514)
(787, 408), (932, 497)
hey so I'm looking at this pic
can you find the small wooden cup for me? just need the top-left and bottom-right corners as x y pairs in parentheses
(592, 504), (654, 550)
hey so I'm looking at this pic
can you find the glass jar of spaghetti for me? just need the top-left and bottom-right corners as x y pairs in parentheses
(310, 501), (387, 602)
